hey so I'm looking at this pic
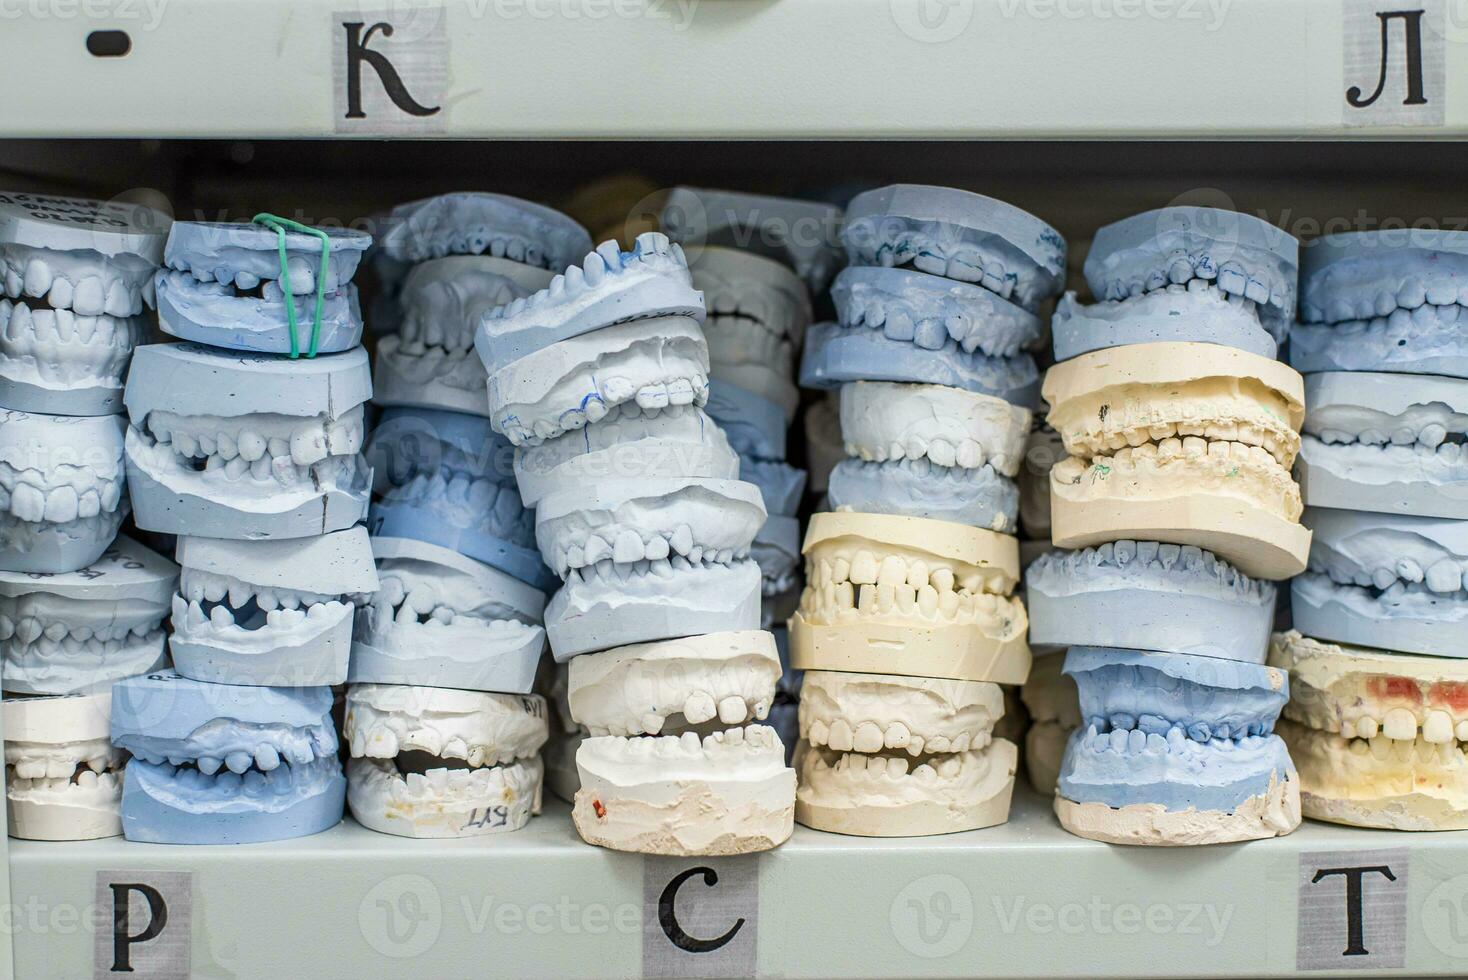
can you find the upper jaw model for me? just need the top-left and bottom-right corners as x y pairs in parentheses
(476, 232), (710, 446)
(1055, 646), (1300, 846)
(352, 535), (547, 694)
(1044, 341), (1310, 580)
(110, 670), (345, 844)
(374, 191), (594, 274)
(345, 684), (548, 838)
(567, 630), (795, 854)
(1272, 629), (1468, 830)
(123, 342), (372, 539)
(169, 526), (379, 687)
(1, 535), (175, 694)
(1291, 230), (1468, 377)
(1296, 370), (1468, 520)
(536, 476), (766, 660)
(1061, 206), (1299, 360)
(795, 669), (1017, 836)
(153, 221), (370, 355)
(0, 409), (127, 573)
(0, 193), (168, 415)
(1291, 506), (1468, 658)
(6, 691), (126, 840)
(790, 511), (1031, 685)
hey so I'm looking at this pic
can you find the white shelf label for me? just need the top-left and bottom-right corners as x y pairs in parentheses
(1296, 847), (1408, 970)
(642, 856), (758, 978)
(1342, 0), (1445, 127)
(331, 7), (448, 134)
(92, 871), (192, 979)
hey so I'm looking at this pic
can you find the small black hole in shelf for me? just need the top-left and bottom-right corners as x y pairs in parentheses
(86, 30), (131, 57)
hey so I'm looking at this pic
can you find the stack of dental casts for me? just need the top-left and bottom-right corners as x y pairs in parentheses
(344, 194), (585, 838)
(1274, 230), (1468, 830)
(475, 229), (796, 855)
(108, 217), (380, 844)
(791, 185), (1064, 836)
(1034, 206), (1306, 845)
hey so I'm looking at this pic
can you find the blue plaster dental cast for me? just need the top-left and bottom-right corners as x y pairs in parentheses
(660, 187), (845, 294)
(0, 535), (175, 695)
(828, 457), (1018, 533)
(0, 193), (168, 415)
(1079, 206), (1299, 350)
(1292, 230), (1468, 377)
(753, 515), (801, 626)
(111, 670), (344, 844)
(536, 477), (766, 660)
(476, 233), (710, 447)
(364, 406), (548, 590)
(1292, 506), (1468, 658)
(740, 455), (805, 521)
(706, 379), (786, 462)
(351, 536), (547, 694)
(0, 410), (127, 573)
(1055, 646), (1299, 845)
(841, 185), (1066, 314)
(154, 220), (370, 355)
(1026, 542), (1277, 664)
(123, 343), (371, 539)
(1297, 370), (1468, 519)
(374, 191), (594, 273)
(169, 527), (378, 687)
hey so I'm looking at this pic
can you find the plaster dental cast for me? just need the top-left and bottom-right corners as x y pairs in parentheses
(1277, 229), (1468, 831)
(790, 186), (1061, 836)
(476, 231), (796, 855)
(1034, 206), (1304, 845)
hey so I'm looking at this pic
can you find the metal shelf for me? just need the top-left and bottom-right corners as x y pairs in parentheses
(11, 786), (1468, 978)
(1, 0), (1461, 139)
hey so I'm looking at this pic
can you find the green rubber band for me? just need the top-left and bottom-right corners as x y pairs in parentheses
(251, 213), (332, 359)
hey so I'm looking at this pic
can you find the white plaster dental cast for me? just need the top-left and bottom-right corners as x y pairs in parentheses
(660, 187), (844, 294)
(690, 247), (810, 419)
(123, 343), (371, 539)
(1055, 647), (1299, 846)
(514, 401), (738, 507)
(111, 670), (344, 844)
(1021, 650), (1079, 794)
(6, 691), (123, 840)
(1068, 206), (1299, 357)
(170, 527), (378, 687)
(351, 536), (546, 693)
(543, 661), (585, 803)
(1045, 341), (1309, 580)
(536, 477), (765, 660)
(1292, 230), (1468, 378)
(1026, 541), (1277, 663)
(154, 220), (370, 354)
(1019, 419), (1065, 538)
(840, 380), (1030, 474)
(477, 233), (709, 446)
(0, 192), (168, 415)
(574, 724), (794, 855)
(567, 630), (779, 736)
(804, 390), (843, 495)
(0, 410), (126, 573)
(365, 406), (547, 589)
(1297, 371), (1468, 519)
(841, 184), (1066, 314)
(790, 511), (1030, 684)
(1292, 507), (1468, 658)
(1, 535), (175, 695)
(374, 255), (553, 416)
(345, 684), (547, 838)
(1271, 629), (1468, 830)
(795, 669), (1017, 836)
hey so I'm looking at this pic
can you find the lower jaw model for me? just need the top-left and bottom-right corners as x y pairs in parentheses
(0, 409), (127, 573)
(0, 299), (148, 416)
(110, 671), (345, 844)
(345, 684), (548, 838)
(1054, 647), (1300, 846)
(1271, 630), (1468, 830)
(6, 691), (125, 840)
(566, 631), (795, 855)
(1, 535), (176, 694)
